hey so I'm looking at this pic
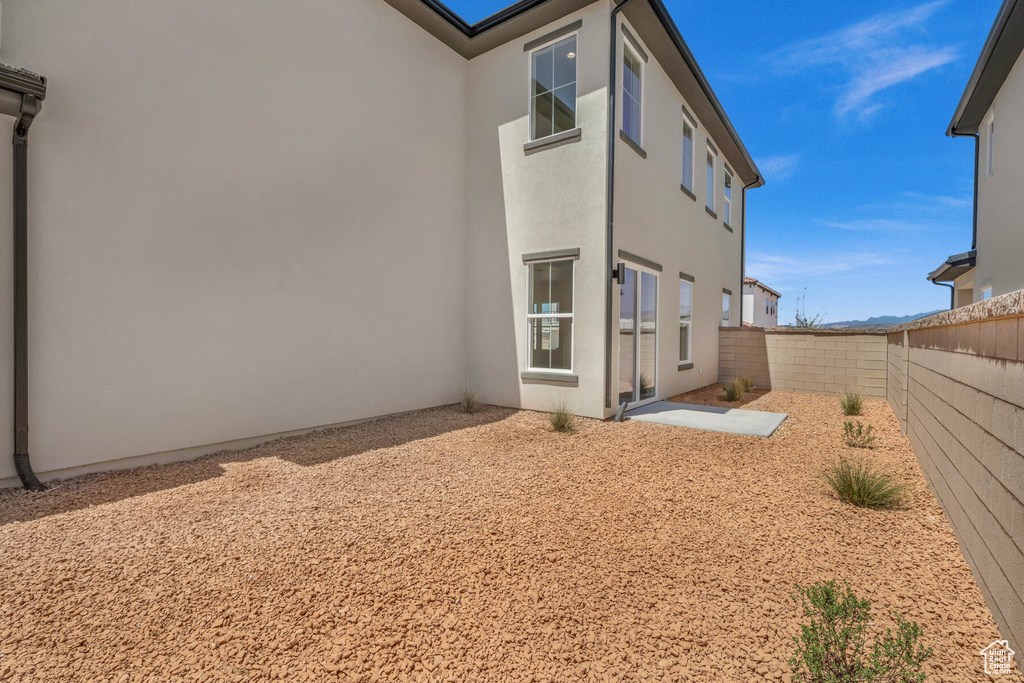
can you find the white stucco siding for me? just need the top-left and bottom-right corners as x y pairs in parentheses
(464, 1), (610, 419)
(611, 19), (742, 403)
(743, 285), (779, 327)
(0, 0), (469, 481)
(976, 50), (1024, 300)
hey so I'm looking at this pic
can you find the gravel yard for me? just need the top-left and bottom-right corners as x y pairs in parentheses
(0, 390), (1013, 682)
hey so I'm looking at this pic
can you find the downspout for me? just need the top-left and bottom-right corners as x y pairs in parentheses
(738, 176), (760, 326)
(11, 93), (44, 491)
(948, 130), (980, 250)
(604, 0), (637, 411)
(930, 278), (955, 310)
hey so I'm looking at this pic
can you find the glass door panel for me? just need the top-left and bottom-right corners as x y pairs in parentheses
(638, 271), (657, 401)
(618, 267), (637, 404)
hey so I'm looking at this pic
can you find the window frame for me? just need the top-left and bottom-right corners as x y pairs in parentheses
(722, 291), (731, 326)
(526, 257), (576, 373)
(679, 279), (693, 365)
(681, 111), (696, 194)
(528, 33), (579, 143)
(706, 144), (718, 213)
(986, 115), (995, 180)
(723, 167), (733, 226)
(982, 286), (993, 301)
(621, 43), (644, 146)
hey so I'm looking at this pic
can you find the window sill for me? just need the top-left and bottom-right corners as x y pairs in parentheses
(524, 128), (582, 154)
(521, 371), (579, 385)
(723, 222), (734, 233)
(678, 362), (694, 371)
(619, 130), (647, 159)
(680, 184), (696, 202)
(705, 206), (718, 220)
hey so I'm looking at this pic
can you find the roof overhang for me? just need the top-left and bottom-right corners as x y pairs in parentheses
(744, 277), (781, 298)
(382, 0), (762, 186)
(928, 250), (976, 282)
(0, 63), (46, 118)
(948, 0), (1024, 135)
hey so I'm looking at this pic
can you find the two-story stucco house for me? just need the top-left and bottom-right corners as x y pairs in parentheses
(742, 277), (780, 328)
(929, 0), (1024, 307)
(0, 0), (761, 488)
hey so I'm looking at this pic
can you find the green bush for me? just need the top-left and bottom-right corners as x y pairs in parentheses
(723, 377), (746, 402)
(460, 388), (480, 414)
(843, 421), (876, 448)
(790, 580), (931, 683)
(824, 457), (907, 508)
(840, 391), (864, 416)
(549, 401), (576, 433)
(740, 374), (755, 392)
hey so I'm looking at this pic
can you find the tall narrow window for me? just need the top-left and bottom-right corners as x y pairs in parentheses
(706, 146), (717, 212)
(622, 45), (642, 145)
(982, 286), (993, 300)
(679, 280), (692, 364)
(722, 292), (730, 325)
(986, 117), (995, 179)
(682, 120), (694, 192)
(723, 169), (733, 226)
(531, 35), (577, 141)
(527, 259), (574, 371)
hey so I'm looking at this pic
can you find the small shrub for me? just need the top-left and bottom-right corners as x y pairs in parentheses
(740, 374), (755, 392)
(549, 401), (576, 433)
(843, 421), (876, 448)
(824, 457), (907, 508)
(723, 377), (746, 402)
(840, 391), (864, 416)
(790, 580), (932, 683)
(639, 372), (654, 395)
(459, 388), (480, 414)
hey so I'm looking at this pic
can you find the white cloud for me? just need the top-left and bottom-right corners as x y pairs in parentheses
(823, 218), (937, 231)
(747, 251), (893, 283)
(770, 1), (958, 117)
(757, 154), (800, 181)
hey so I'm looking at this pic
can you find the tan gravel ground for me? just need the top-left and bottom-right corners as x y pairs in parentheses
(0, 391), (1016, 682)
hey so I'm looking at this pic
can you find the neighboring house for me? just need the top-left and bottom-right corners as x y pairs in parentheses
(742, 277), (781, 328)
(932, 0), (1024, 307)
(0, 0), (760, 487)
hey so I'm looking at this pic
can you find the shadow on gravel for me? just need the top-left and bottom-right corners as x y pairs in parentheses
(0, 405), (512, 526)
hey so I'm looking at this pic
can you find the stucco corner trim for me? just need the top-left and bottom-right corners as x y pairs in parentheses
(617, 250), (662, 272)
(680, 184), (696, 201)
(523, 19), (583, 52)
(521, 371), (579, 385)
(619, 130), (647, 159)
(621, 24), (649, 63)
(723, 222), (733, 233)
(705, 206), (718, 220)
(524, 127), (582, 154)
(679, 271), (695, 283)
(522, 247), (580, 263)
(677, 362), (694, 371)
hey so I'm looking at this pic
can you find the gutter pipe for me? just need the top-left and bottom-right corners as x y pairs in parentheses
(930, 279), (956, 310)
(605, 0), (637, 411)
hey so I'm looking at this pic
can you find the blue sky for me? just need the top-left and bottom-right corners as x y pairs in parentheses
(441, 0), (1000, 323)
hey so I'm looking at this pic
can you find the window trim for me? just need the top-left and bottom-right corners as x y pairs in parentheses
(706, 143), (718, 213)
(985, 114), (995, 180)
(621, 42), (644, 148)
(525, 257), (576, 374)
(682, 113), (696, 195)
(679, 278), (693, 366)
(723, 166), (733, 227)
(722, 289), (731, 326)
(528, 32), (579, 143)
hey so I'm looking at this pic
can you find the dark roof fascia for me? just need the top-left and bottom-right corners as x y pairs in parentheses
(0, 64), (46, 100)
(420, 0), (550, 36)
(948, 0), (1023, 135)
(927, 250), (977, 282)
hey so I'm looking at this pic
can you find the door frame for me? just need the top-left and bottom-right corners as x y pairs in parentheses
(617, 259), (659, 410)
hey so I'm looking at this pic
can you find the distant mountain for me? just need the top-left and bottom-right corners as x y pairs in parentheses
(820, 310), (944, 329)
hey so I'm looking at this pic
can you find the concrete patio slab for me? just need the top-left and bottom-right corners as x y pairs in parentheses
(625, 401), (788, 437)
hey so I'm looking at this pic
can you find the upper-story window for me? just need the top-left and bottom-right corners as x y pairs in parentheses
(723, 168), (733, 226)
(706, 145), (718, 213)
(531, 36), (577, 141)
(986, 116), (995, 179)
(622, 45), (643, 145)
(682, 117), (695, 193)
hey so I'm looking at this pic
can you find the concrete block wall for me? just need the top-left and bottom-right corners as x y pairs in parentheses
(719, 328), (888, 397)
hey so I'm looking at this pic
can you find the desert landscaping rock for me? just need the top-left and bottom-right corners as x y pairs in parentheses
(0, 391), (1016, 682)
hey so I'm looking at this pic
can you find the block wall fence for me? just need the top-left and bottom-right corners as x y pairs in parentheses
(719, 291), (1024, 653)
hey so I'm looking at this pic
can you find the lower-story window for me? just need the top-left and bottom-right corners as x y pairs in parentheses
(527, 259), (574, 371)
(722, 291), (731, 325)
(679, 279), (692, 363)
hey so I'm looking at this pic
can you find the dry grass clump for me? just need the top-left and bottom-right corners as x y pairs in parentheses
(549, 401), (576, 433)
(839, 390), (864, 416)
(823, 457), (907, 508)
(723, 377), (746, 402)
(740, 374), (755, 392)
(460, 388), (481, 414)
(843, 420), (876, 448)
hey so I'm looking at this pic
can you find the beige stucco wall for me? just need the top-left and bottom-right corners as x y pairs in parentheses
(464, 1), (610, 420)
(611, 17), (743, 408)
(719, 329), (888, 398)
(975, 50), (1024, 300)
(0, 0), (470, 483)
(886, 305), (1024, 653)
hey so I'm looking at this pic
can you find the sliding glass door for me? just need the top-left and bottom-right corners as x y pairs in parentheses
(618, 264), (657, 407)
